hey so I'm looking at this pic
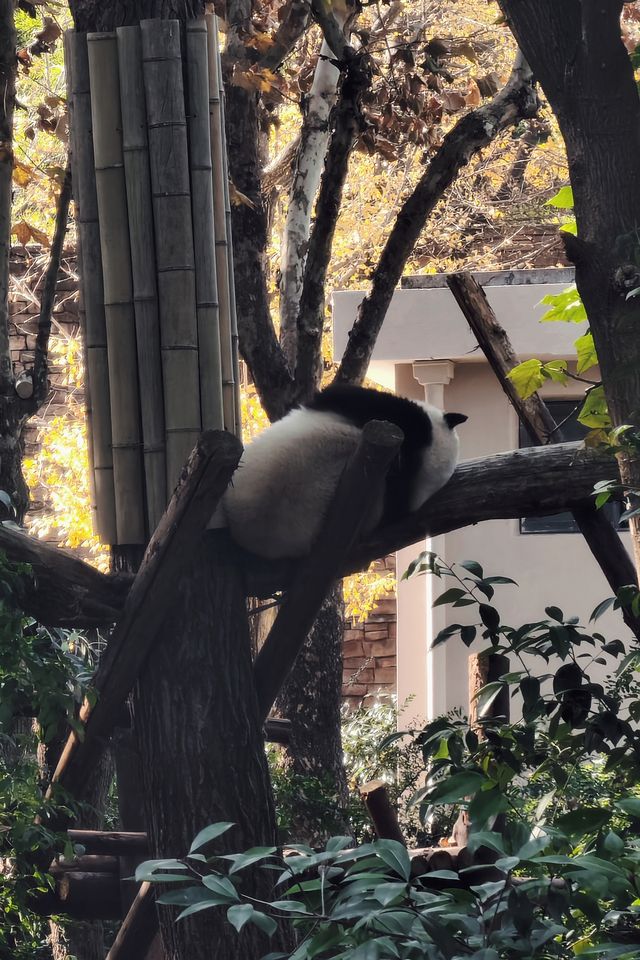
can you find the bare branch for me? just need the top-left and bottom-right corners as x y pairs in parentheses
(279, 36), (343, 369)
(310, 0), (351, 62)
(260, 0), (311, 72)
(0, 1), (16, 395)
(335, 51), (539, 386)
(447, 271), (639, 637)
(32, 164), (73, 406)
(294, 49), (371, 399)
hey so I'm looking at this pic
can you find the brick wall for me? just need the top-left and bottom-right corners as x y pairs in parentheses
(342, 556), (397, 709)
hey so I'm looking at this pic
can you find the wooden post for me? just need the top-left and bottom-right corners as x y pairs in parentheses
(141, 19), (202, 489)
(117, 25), (167, 534)
(468, 651), (511, 728)
(446, 271), (640, 639)
(87, 31), (146, 544)
(254, 419), (403, 720)
(105, 883), (159, 960)
(359, 780), (406, 845)
(49, 430), (242, 800)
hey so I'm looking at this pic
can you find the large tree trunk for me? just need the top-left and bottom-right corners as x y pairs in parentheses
(497, 1), (640, 576)
(134, 536), (282, 960)
(276, 582), (350, 844)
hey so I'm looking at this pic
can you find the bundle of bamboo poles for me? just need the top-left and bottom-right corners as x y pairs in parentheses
(65, 16), (240, 546)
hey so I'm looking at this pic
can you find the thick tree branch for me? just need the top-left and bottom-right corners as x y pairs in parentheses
(0, 444), (618, 624)
(0, 0), (16, 395)
(335, 51), (539, 386)
(447, 271), (639, 637)
(245, 442), (619, 594)
(32, 163), (73, 406)
(294, 48), (371, 399)
(260, 0), (311, 72)
(279, 34), (344, 369)
(224, 0), (295, 421)
(310, 0), (351, 62)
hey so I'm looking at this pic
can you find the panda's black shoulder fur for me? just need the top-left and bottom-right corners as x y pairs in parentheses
(306, 384), (433, 451)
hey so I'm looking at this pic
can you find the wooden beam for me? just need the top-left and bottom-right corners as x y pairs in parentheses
(469, 652), (511, 728)
(105, 882), (159, 960)
(446, 271), (640, 637)
(253, 419), (403, 720)
(49, 430), (242, 801)
(67, 829), (149, 856)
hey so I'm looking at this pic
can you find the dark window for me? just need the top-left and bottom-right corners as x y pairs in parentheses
(519, 400), (624, 534)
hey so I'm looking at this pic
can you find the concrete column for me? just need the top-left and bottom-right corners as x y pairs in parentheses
(395, 361), (456, 726)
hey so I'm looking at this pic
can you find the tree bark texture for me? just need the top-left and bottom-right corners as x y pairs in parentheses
(0, 0), (15, 395)
(68, 0), (205, 31)
(134, 536), (283, 960)
(276, 582), (350, 843)
(497, 1), (640, 574)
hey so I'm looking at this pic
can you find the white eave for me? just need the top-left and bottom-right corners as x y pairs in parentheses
(331, 267), (583, 364)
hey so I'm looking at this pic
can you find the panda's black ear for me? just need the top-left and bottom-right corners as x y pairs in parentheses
(444, 412), (467, 429)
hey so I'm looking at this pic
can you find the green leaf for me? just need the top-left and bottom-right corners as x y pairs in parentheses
(189, 822), (234, 854)
(479, 604), (500, 632)
(221, 846), (277, 874)
(460, 560), (484, 579)
(426, 771), (486, 805)
(546, 185), (574, 208)
(250, 911), (278, 936)
(468, 786), (509, 825)
(616, 797), (640, 818)
(135, 859), (189, 881)
(202, 874), (240, 901)
(227, 904), (255, 933)
(270, 900), (311, 914)
(590, 597), (616, 622)
(461, 625), (477, 647)
(578, 386), (611, 429)
(575, 332), (598, 374)
(555, 807), (611, 836)
(374, 840), (411, 881)
(473, 681), (505, 716)
(176, 900), (220, 921)
(542, 359), (568, 384)
(507, 358), (545, 399)
(540, 286), (587, 323)
(433, 587), (467, 607)
(157, 886), (215, 906)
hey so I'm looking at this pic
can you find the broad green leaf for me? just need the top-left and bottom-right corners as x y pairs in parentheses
(546, 185), (574, 208)
(432, 587), (467, 607)
(507, 358), (545, 399)
(135, 859), (188, 881)
(540, 286), (587, 323)
(227, 904), (255, 932)
(616, 797), (640, 818)
(221, 846), (277, 874)
(250, 911), (278, 936)
(575, 332), (598, 373)
(189, 821), (234, 854)
(156, 886), (214, 906)
(202, 874), (240, 901)
(425, 771), (486, 805)
(374, 840), (412, 881)
(468, 786), (509, 825)
(555, 807), (611, 836)
(270, 900), (312, 914)
(578, 386), (611, 429)
(176, 900), (220, 921)
(543, 359), (568, 384)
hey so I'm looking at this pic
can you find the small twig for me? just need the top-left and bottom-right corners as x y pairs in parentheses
(32, 162), (72, 406)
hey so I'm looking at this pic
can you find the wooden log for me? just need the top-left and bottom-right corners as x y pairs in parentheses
(359, 779), (406, 845)
(263, 717), (291, 744)
(87, 30), (146, 544)
(141, 18), (201, 489)
(0, 523), (128, 626)
(65, 30), (117, 543)
(49, 430), (243, 800)
(117, 25), (167, 533)
(105, 882), (159, 960)
(469, 652), (511, 728)
(67, 829), (149, 856)
(253, 419), (403, 720)
(186, 18), (224, 432)
(446, 271), (640, 638)
(50, 854), (119, 875)
(206, 13), (237, 434)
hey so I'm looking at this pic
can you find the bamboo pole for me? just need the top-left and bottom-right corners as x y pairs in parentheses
(140, 18), (201, 490)
(65, 31), (117, 544)
(117, 25), (167, 534)
(87, 31), (146, 545)
(206, 13), (237, 434)
(186, 18), (224, 432)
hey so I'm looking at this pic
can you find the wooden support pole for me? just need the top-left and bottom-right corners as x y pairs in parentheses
(105, 883), (159, 960)
(49, 430), (242, 800)
(469, 651), (511, 728)
(359, 779), (406, 845)
(446, 271), (640, 639)
(253, 419), (403, 721)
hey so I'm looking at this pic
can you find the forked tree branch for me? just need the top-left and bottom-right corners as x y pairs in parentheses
(260, 0), (311, 72)
(335, 50), (539, 386)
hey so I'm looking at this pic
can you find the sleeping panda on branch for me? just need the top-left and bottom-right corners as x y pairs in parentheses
(214, 384), (467, 559)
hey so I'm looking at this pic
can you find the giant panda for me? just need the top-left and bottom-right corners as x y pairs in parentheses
(215, 384), (467, 559)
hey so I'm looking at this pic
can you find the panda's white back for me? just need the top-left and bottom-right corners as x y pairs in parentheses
(220, 407), (368, 559)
